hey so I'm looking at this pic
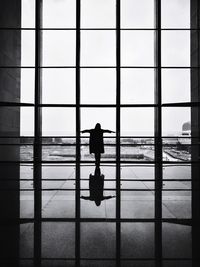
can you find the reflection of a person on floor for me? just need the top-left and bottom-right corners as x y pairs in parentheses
(81, 167), (115, 206)
(81, 123), (115, 167)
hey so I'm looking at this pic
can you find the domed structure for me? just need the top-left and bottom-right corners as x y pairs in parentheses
(182, 121), (191, 136)
(182, 121), (191, 131)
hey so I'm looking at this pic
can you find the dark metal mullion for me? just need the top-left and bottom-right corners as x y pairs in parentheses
(0, 27), (199, 30)
(155, 0), (162, 266)
(116, 0), (121, 266)
(33, 0), (42, 266)
(75, 0), (81, 266)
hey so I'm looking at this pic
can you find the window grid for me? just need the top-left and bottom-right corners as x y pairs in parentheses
(0, 0), (197, 266)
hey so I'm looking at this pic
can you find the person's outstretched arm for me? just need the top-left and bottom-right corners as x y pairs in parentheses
(81, 129), (92, 133)
(102, 195), (116, 200)
(102, 129), (115, 133)
(81, 196), (92, 200)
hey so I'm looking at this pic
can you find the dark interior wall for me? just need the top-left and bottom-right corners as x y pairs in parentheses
(191, 0), (200, 265)
(191, 0), (200, 218)
(0, 0), (21, 263)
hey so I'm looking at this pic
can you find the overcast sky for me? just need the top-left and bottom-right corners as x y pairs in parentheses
(20, 0), (191, 136)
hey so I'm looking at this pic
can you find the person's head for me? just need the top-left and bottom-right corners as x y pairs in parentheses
(95, 123), (101, 130)
(95, 199), (101, 206)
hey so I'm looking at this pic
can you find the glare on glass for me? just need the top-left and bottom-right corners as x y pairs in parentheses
(42, 108), (75, 136)
(162, 107), (191, 136)
(162, 69), (190, 103)
(81, 31), (116, 66)
(121, 69), (154, 104)
(121, 31), (154, 66)
(43, 0), (76, 28)
(42, 31), (76, 66)
(81, 0), (115, 28)
(81, 69), (116, 104)
(162, 31), (190, 67)
(161, 0), (190, 28)
(121, 0), (154, 28)
(121, 108), (154, 136)
(42, 69), (75, 104)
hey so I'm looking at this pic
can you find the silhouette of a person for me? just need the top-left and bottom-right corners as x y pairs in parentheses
(81, 123), (114, 167)
(81, 167), (115, 206)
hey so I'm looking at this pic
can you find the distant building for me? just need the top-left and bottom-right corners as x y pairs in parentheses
(182, 121), (191, 136)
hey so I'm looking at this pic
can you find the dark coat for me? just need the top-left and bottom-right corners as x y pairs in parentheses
(89, 129), (104, 154)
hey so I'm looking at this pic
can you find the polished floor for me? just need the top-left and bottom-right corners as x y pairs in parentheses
(19, 164), (192, 266)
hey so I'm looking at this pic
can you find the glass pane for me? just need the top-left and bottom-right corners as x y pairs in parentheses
(162, 188), (191, 219)
(22, 0), (35, 28)
(42, 30), (76, 66)
(81, 143), (116, 162)
(121, 164), (155, 179)
(22, 30), (35, 66)
(43, 0), (76, 28)
(121, 108), (154, 136)
(81, 69), (116, 104)
(42, 145), (76, 162)
(121, 223), (154, 258)
(121, 31), (154, 66)
(163, 164), (191, 180)
(162, 31), (190, 67)
(161, 0), (190, 28)
(121, 69), (154, 104)
(42, 164), (75, 179)
(81, 0), (115, 28)
(163, 140), (191, 162)
(121, 144), (154, 162)
(81, 30), (116, 66)
(21, 68), (35, 103)
(121, 0), (154, 28)
(42, 108), (75, 136)
(162, 223), (192, 258)
(20, 164), (34, 218)
(81, 223), (115, 258)
(162, 107), (190, 136)
(42, 223), (75, 258)
(21, 107), (34, 136)
(162, 69), (190, 103)
(42, 69), (75, 104)
(81, 108), (116, 132)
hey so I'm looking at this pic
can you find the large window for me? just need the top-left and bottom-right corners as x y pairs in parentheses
(1, 0), (199, 266)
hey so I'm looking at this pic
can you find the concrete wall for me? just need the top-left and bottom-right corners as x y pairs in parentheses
(0, 0), (21, 263)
